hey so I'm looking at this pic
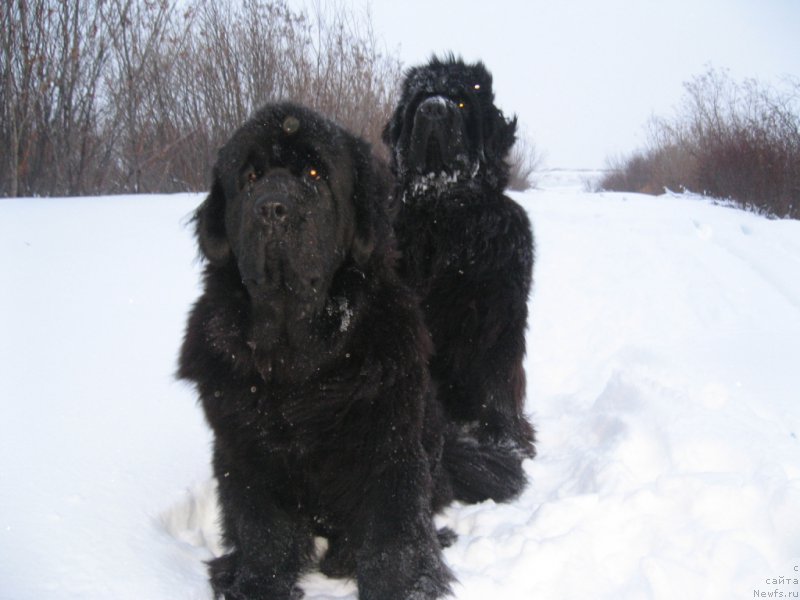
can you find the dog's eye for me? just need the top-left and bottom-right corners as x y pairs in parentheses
(457, 100), (466, 109)
(306, 166), (322, 181)
(473, 84), (481, 91)
(242, 165), (260, 186)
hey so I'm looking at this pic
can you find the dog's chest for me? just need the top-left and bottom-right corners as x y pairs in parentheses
(244, 381), (375, 514)
(399, 202), (499, 281)
(248, 375), (363, 452)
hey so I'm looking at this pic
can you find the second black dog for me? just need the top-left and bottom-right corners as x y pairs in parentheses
(384, 55), (536, 503)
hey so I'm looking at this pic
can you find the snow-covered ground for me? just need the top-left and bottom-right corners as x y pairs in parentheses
(2, 176), (799, 599)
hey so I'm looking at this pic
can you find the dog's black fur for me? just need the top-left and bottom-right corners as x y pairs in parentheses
(383, 56), (536, 502)
(179, 103), (454, 599)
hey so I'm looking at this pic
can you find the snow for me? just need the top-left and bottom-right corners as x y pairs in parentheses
(407, 169), (465, 200)
(2, 179), (800, 599)
(326, 297), (354, 333)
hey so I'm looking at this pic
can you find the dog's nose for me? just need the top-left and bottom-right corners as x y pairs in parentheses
(418, 97), (450, 120)
(254, 197), (288, 223)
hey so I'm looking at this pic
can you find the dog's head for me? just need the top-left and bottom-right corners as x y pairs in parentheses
(383, 55), (517, 193)
(195, 103), (389, 343)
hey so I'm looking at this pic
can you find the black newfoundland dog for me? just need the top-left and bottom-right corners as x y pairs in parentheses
(383, 56), (536, 501)
(178, 103), (454, 599)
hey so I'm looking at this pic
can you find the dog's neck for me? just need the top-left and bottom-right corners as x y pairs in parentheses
(241, 263), (369, 384)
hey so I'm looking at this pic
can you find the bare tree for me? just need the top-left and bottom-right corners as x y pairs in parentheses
(1, 0), (405, 196)
(102, 0), (182, 192)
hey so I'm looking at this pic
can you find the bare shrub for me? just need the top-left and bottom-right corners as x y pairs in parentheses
(600, 150), (656, 194)
(508, 130), (545, 191)
(600, 138), (695, 195)
(682, 71), (800, 217)
(0, 0), (403, 196)
(303, 1), (401, 150)
(110, 0), (402, 192)
(600, 68), (800, 219)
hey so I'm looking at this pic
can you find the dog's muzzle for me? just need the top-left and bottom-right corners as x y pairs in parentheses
(410, 96), (466, 174)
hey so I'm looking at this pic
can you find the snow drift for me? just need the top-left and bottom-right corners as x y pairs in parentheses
(1, 175), (799, 599)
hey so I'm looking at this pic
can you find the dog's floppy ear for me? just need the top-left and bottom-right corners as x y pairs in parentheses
(350, 141), (393, 267)
(381, 117), (397, 147)
(383, 65), (418, 149)
(382, 109), (404, 177)
(486, 109), (517, 161)
(195, 172), (231, 264)
(495, 111), (518, 158)
(382, 67), (419, 174)
(484, 110), (518, 189)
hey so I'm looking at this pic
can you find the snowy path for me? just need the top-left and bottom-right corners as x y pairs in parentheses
(1, 181), (799, 599)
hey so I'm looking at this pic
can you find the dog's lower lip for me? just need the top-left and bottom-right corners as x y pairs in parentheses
(425, 135), (444, 165)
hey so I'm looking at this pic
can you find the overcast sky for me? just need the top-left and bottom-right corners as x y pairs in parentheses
(342, 0), (800, 168)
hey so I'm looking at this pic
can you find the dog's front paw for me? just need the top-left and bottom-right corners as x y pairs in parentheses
(436, 527), (457, 548)
(320, 539), (357, 578)
(406, 573), (454, 600)
(208, 553), (237, 598)
(207, 552), (304, 600)
(357, 541), (453, 600)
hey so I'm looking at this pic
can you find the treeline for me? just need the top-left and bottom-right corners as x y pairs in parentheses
(1, 0), (403, 196)
(600, 68), (800, 219)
